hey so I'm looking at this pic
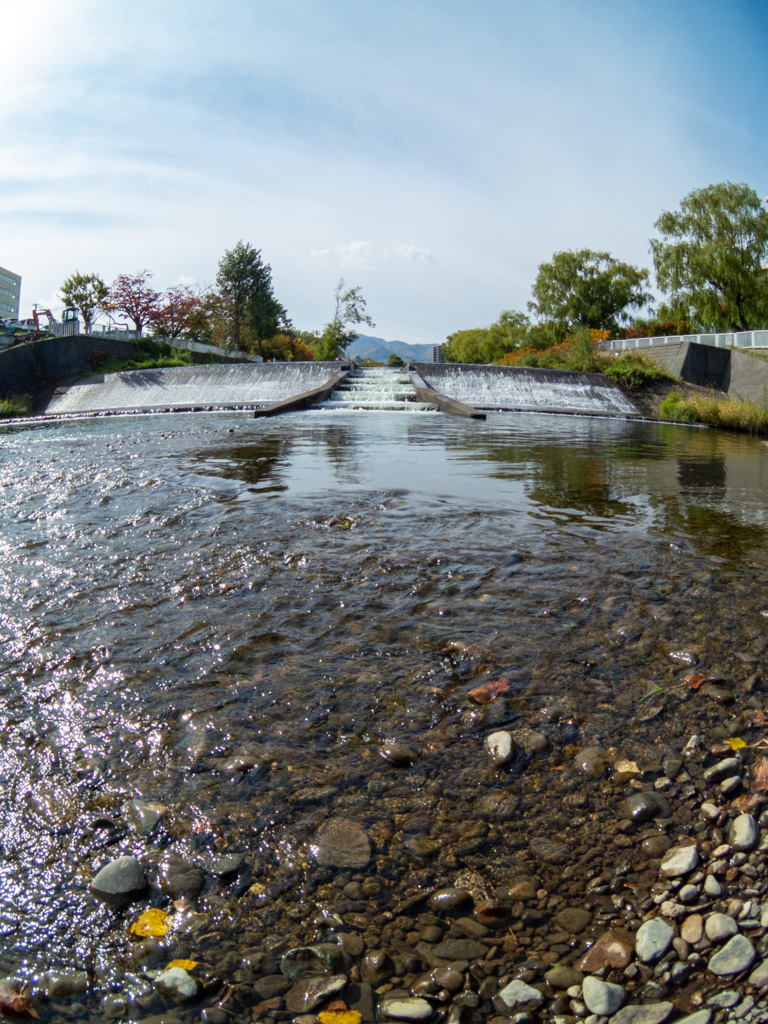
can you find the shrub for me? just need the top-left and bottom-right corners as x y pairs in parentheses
(659, 390), (768, 433)
(0, 395), (33, 418)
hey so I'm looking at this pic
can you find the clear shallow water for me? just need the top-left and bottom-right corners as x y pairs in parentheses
(1, 409), (768, 1014)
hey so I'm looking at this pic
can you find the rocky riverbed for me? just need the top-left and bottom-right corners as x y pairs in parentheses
(2, 410), (768, 1024)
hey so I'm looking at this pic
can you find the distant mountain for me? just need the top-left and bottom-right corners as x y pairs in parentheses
(347, 334), (438, 363)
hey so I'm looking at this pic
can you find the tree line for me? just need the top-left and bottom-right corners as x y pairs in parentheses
(445, 181), (768, 364)
(59, 242), (374, 362)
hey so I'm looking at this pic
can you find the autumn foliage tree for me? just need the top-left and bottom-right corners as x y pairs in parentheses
(149, 284), (201, 340)
(106, 270), (161, 336)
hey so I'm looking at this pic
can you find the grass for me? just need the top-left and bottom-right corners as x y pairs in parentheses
(0, 395), (33, 419)
(89, 338), (195, 374)
(659, 390), (768, 434)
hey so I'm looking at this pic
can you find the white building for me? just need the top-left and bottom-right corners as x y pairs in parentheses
(0, 266), (21, 319)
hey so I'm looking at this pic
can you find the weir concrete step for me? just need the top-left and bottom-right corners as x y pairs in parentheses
(319, 367), (438, 412)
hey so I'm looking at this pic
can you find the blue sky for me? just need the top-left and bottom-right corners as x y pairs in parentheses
(2, 0), (767, 343)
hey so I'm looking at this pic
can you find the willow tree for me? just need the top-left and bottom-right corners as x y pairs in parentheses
(651, 182), (768, 332)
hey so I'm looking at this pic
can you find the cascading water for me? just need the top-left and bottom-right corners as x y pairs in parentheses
(319, 365), (437, 412)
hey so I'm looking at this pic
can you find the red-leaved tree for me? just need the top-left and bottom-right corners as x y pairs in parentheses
(150, 284), (201, 340)
(107, 270), (161, 336)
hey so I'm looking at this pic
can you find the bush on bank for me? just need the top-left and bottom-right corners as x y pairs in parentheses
(0, 395), (33, 419)
(659, 391), (768, 434)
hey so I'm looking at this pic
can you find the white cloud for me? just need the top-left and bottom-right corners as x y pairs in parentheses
(394, 244), (434, 263)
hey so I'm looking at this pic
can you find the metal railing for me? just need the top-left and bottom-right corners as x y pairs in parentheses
(41, 322), (257, 361)
(602, 329), (768, 352)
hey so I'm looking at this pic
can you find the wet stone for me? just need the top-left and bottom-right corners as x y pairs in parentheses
(636, 917), (674, 962)
(432, 938), (486, 960)
(380, 742), (418, 766)
(360, 950), (395, 986)
(580, 929), (634, 972)
(281, 944), (351, 981)
(154, 967), (201, 1005)
(528, 837), (569, 864)
(703, 758), (742, 782)
(428, 888), (472, 914)
(545, 965), (584, 990)
(90, 855), (147, 908)
(212, 853), (245, 877)
(554, 907), (592, 934)
(707, 934), (755, 976)
(159, 852), (205, 899)
(310, 818), (371, 868)
(641, 835), (672, 858)
(123, 798), (166, 836)
(484, 730), (517, 765)
(380, 995), (434, 1021)
(285, 973), (347, 1014)
(624, 792), (671, 822)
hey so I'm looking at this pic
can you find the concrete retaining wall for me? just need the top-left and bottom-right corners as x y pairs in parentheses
(641, 342), (768, 405)
(0, 334), (247, 400)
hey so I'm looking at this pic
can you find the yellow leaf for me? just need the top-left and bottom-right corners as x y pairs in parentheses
(318, 1013), (362, 1024)
(167, 959), (197, 971)
(727, 737), (746, 751)
(129, 908), (169, 937)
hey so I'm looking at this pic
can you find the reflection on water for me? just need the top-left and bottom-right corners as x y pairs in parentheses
(1, 409), (768, 1012)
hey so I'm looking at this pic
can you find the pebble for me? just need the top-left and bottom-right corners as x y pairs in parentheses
(123, 798), (166, 835)
(707, 934), (756, 976)
(90, 856), (147, 907)
(660, 843), (699, 878)
(579, 929), (634, 971)
(704, 875), (722, 896)
(492, 980), (545, 1014)
(554, 907), (592, 933)
(704, 912), (739, 942)
(748, 959), (768, 986)
(379, 996), (434, 1021)
(635, 918), (674, 962)
(484, 730), (517, 765)
(609, 1003), (675, 1024)
(582, 976), (625, 1015)
(675, 1013), (712, 1024)
(703, 757), (741, 782)
(154, 967), (201, 1004)
(680, 914), (703, 944)
(624, 791), (671, 822)
(730, 813), (759, 852)
(285, 974), (347, 1014)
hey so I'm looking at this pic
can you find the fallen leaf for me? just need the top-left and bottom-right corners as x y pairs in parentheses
(752, 756), (768, 793)
(318, 1013), (362, 1024)
(167, 959), (197, 971)
(0, 981), (39, 1019)
(726, 737), (746, 751)
(129, 908), (169, 937)
(683, 673), (707, 690)
(469, 678), (510, 705)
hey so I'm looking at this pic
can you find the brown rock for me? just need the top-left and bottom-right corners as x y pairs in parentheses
(580, 929), (635, 972)
(680, 914), (703, 945)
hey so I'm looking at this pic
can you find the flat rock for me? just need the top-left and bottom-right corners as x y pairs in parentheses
(528, 837), (569, 864)
(660, 844), (698, 878)
(492, 979), (545, 1014)
(545, 965), (584, 990)
(580, 929), (634, 972)
(432, 938), (486, 960)
(90, 856), (147, 907)
(675, 1013), (712, 1024)
(310, 817), (371, 868)
(748, 959), (768, 987)
(708, 934), (755, 976)
(610, 1003), (675, 1024)
(554, 907), (592, 934)
(636, 917), (674, 962)
(730, 813), (759, 852)
(582, 976), (625, 1016)
(680, 914), (703, 945)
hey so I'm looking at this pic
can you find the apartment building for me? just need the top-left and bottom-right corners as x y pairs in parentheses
(0, 266), (21, 319)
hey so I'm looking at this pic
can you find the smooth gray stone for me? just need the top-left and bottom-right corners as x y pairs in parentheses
(285, 974), (347, 1014)
(660, 844), (699, 878)
(704, 912), (738, 942)
(493, 979), (545, 1014)
(703, 757), (741, 782)
(610, 1003), (675, 1024)
(582, 976), (625, 1015)
(707, 990), (740, 1008)
(674, 1012), (712, 1024)
(708, 934), (755, 976)
(635, 917), (674, 962)
(90, 855), (147, 906)
(730, 813), (759, 852)
(748, 958), (768, 986)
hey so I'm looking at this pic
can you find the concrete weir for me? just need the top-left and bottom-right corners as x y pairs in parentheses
(411, 363), (641, 418)
(41, 362), (347, 416)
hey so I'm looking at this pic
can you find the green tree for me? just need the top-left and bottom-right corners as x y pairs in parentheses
(59, 271), (108, 334)
(216, 241), (288, 357)
(650, 182), (768, 332)
(444, 309), (533, 363)
(388, 352), (405, 367)
(528, 249), (652, 340)
(318, 279), (374, 360)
